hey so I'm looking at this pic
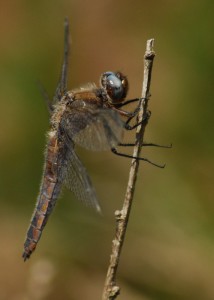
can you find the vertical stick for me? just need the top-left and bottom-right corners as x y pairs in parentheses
(102, 39), (155, 300)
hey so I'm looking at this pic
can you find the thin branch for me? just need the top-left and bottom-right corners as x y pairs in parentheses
(102, 39), (156, 300)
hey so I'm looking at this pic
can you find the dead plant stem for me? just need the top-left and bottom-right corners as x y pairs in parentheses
(102, 39), (156, 300)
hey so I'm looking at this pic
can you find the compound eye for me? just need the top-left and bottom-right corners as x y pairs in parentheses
(101, 71), (128, 103)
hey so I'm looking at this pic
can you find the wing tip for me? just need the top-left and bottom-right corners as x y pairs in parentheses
(95, 203), (102, 215)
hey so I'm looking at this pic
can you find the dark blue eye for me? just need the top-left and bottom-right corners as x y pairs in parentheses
(100, 71), (128, 103)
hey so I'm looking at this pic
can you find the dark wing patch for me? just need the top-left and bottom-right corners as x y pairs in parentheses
(61, 102), (124, 151)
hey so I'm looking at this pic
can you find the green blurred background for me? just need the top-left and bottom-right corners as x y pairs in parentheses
(0, 1), (214, 299)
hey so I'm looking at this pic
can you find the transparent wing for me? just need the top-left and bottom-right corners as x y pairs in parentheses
(59, 100), (124, 212)
(61, 102), (124, 151)
(60, 140), (101, 212)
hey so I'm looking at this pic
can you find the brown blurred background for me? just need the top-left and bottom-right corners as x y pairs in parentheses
(0, 1), (214, 299)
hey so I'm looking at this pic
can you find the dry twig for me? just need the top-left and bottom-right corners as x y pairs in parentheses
(102, 39), (156, 300)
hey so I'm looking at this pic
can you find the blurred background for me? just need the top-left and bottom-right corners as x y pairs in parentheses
(0, 0), (214, 299)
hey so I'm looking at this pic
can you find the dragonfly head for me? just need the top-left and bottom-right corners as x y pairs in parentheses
(100, 71), (129, 104)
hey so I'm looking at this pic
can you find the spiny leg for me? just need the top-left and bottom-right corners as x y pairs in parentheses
(124, 110), (151, 130)
(112, 94), (169, 167)
(111, 109), (169, 167)
(115, 98), (144, 108)
(54, 17), (70, 102)
(111, 147), (165, 168)
(113, 96), (145, 121)
(118, 142), (172, 148)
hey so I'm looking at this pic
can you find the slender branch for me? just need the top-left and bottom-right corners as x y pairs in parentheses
(102, 39), (156, 300)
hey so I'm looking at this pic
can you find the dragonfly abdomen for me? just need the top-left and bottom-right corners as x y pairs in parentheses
(23, 133), (62, 261)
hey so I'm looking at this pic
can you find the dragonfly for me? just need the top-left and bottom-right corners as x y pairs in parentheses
(22, 18), (165, 261)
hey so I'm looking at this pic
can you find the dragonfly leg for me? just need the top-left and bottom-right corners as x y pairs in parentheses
(124, 110), (151, 130)
(111, 147), (165, 168)
(118, 142), (172, 148)
(113, 96), (146, 119)
(115, 97), (144, 108)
